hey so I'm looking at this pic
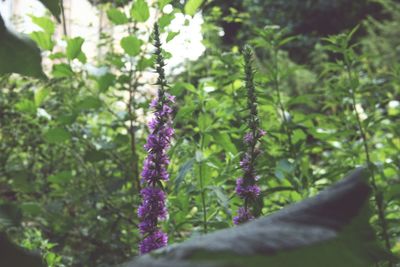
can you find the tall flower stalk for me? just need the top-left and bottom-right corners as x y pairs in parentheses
(137, 23), (174, 254)
(234, 45), (265, 225)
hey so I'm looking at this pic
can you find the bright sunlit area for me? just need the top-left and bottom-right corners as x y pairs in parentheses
(0, 0), (205, 74)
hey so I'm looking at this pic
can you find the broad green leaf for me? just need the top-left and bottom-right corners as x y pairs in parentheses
(97, 73), (115, 92)
(34, 87), (51, 106)
(66, 37), (84, 60)
(48, 52), (65, 60)
(76, 50), (87, 63)
(275, 159), (295, 180)
(159, 0), (172, 9)
(57, 113), (77, 125)
(107, 8), (129, 25)
(131, 0), (150, 22)
(198, 113), (212, 132)
(15, 99), (37, 114)
(209, 186), (229, 209)
(20, 202), (42, 216)
(43, 127), (71, 143)
(84, 150), (108, 162)
(175, 104), (196, 121)
(166, 31), (179, 42)
(52, 63), (74, 77)
(38, 0), (61, 22)
(47, 171), (73, 184)
(159, 13), (175, 28)
(174, 158), (195, 193)
(30, 15), (55, 34)
(184, 0), (204, 16)
(76, 96), (102, 111)
(30, 31), (54, 51)
(120, 35), (142, 56)
(213, 132), (237, 155)
(0, 15), (46, 79)
(137, 56), (154, 71)
(385, 184), (400, 202)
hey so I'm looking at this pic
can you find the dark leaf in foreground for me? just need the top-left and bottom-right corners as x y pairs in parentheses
(0, 14), (46, 79)
(37, 0), (61, 22)
(0, 233), (45, 267)
(122, 168), (393, 267)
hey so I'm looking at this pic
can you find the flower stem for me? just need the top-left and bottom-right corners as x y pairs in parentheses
(345, 62), (392, 263)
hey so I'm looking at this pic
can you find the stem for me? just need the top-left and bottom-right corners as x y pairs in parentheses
(127, 23), (140, 192)
(60, 0), (68, 36)
(199, 134), (208, 233)
(346, 64), (392, 261)
(272, 50), (293, 155)
(271, 48), (304, 191)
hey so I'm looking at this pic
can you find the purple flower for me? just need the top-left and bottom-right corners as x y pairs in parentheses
(138, 23), (174, 254)
(258, 129), (266, 137)
(138, 187), (167, 222)
(233, 207), (255, 225)
(139, 230), (168, 254)
(235, 178), (261, 200)
(234, 45), (264, 225)
(244, 132), (253, 143)
(138, 96), (172, 253)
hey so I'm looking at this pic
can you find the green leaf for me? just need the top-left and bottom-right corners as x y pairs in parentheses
(34, 87), (51, 106)
(66, 37), (84, 60)
(198, 113), (212, 132)
(76, 96), (102, 111)
(47, 171), (73, 184)
(97, 73), (115, 92)
(159, 0), (172, 9)
(174, 158), (195, 193)
(159, 13), (175, 28)
(76, 50), (87, 63)
(166, 31), (179, 42)
(15, 99), (37, 114)
(107, 8), (129, 25)
(184, 0), (204, 16)
(38, 0), (61, 22)
(30, 31), (54, 51)
(52, 63), (74, 77)
(386, 184), (400, 202)
(131, 0), (150, 22)
(43, 127), (71, 143)
(20, 202), (42, 216)
(0, 17), (46, 79)
(84, 150), (108, 162)
(137, 56), (154, 71)
(209, 186), (229, 209)
(275, 159), (295, 180)
(29, 15), (55, 34)
(213, 132), (237, 155)
(120, 35), (142, 56)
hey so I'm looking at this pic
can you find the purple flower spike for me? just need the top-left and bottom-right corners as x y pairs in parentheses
(233, 207), (255, 225)
(235, 178), (261, 200)
(138, 23), (174, 254)
(139, 230), (168, 254)
(234, 45), (264, 225)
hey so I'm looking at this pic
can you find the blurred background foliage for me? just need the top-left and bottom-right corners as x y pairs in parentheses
(0, 0), (399, 266)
